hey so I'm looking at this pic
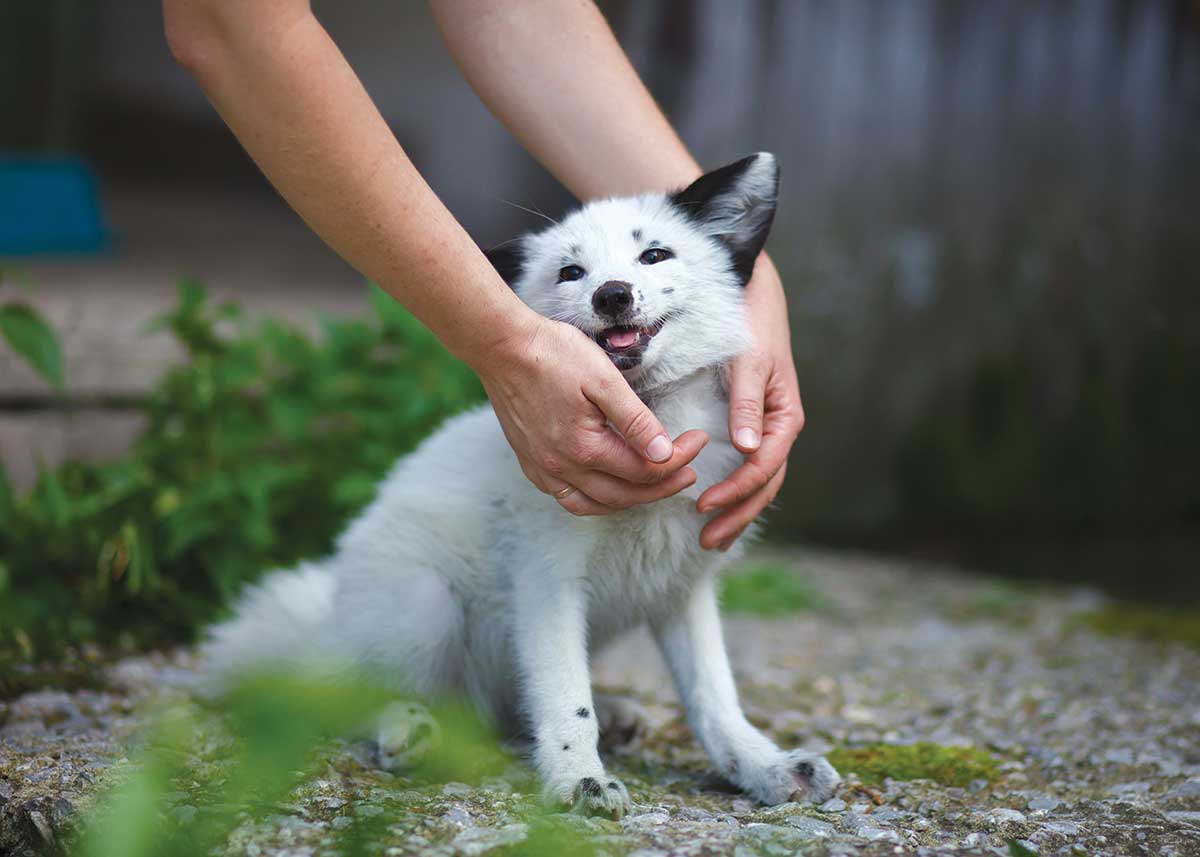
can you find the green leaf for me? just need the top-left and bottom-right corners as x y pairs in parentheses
(0, 302), (64, 391)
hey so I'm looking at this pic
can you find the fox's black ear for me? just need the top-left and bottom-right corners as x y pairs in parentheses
(484, 241), (525, 290)
(670, 153), (779, 285)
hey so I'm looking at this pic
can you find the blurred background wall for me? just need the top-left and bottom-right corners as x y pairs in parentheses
(2, 1), (1197, 599)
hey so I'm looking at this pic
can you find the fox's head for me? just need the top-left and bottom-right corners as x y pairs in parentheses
(487, 153), (779, 391)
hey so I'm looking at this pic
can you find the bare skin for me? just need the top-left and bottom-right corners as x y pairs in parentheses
(163, 0), (803, 546)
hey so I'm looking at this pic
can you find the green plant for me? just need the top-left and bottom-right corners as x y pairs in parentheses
(75, 670), (594, 857)
(826, 742), (998, 787)
(1081, 605), (1200, 650)
(719, 563), (826, 617)
(0, 280), (484, 668)
(0, 271), (64, 390)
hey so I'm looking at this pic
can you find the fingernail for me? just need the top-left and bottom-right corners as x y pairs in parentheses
(645, 434), (672, 462)
(736, 428), (760, 450)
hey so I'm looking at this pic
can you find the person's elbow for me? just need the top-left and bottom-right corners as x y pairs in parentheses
(162, 0), (233, 75)
(163, 0), (305, 76)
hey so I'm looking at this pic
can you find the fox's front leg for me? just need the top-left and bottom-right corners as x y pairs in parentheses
(510, 559), (631, 818)
(652, 574), (840, 805)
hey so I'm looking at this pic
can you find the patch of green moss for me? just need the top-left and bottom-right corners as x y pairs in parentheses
(826, 743), (998, 787)
(1081, 606), (1200, 649)
(719, 565), (825, 617)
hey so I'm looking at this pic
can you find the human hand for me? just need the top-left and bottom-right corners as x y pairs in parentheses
(697, 257), (804, 549)
(474, 312), (709, 516)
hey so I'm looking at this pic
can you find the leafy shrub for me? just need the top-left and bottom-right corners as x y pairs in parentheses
(0, 281), (484, 665)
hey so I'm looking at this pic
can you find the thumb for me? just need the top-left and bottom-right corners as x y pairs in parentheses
(586, 371), (674, 463)
(728, 353), (767, 453)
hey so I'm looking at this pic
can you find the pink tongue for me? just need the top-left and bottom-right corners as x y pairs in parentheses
(607, 329), (639, 349)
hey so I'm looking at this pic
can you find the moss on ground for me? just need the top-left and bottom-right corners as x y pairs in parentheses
(719, 565), (825, 617)
(1081, 605), (1200, 649)
(826, 743), (998, 787)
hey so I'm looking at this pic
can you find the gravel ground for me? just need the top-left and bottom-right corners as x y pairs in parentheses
(2, 548), (1198, 856)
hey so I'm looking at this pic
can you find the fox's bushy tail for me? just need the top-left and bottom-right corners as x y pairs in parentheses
(201, 562), (336, 683)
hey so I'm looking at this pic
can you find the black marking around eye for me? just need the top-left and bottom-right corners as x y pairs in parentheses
(576, 707), (589, 718)
(632, 228), (643, 242)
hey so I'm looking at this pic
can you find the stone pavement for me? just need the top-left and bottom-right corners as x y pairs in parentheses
(2, 549), (1198, 856)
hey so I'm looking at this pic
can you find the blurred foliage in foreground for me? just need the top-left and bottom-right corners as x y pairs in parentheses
(76, 671), (594, 857)
(0, 281), (484, 668)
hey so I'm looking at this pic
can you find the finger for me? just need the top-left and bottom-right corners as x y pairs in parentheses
(696, 429), (791, 513)
(579, 428), (708, 485)
(727, 353), (769, 453)
(554, 487), (614, 517)
(700, 465), (786, 550)
(718, 525), (748, 552)
(584, 373), (674, 463)
(570, 465), (698, 510)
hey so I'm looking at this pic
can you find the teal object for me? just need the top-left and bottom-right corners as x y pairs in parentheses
(0, 156), (108, 255)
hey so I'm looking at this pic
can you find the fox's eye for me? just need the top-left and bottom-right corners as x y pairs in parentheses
(558, 264), (585, 282)
(639, 247), (673, 265)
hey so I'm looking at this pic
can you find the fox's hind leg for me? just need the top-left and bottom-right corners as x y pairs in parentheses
(331, 558), (466, 699)
(593, 693), (650, 751)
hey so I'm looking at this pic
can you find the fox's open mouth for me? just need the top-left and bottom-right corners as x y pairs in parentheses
(589, 319), (665, 370)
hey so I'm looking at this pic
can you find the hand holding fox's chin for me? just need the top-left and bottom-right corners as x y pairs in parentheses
(698, 256), (805, 550)
(474, 313), (708, 517)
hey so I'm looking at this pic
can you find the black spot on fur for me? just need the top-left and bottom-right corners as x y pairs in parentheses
(578, 777), (603, 798)
(562, 744), (570, 751)
(793, 760), (815, 779)
(607, 781), (621, 790)
(576, 707), (589, 718)
(632, 228), (643, 242)
(661, 286), (674, 294)
(484, 242), (524, 290)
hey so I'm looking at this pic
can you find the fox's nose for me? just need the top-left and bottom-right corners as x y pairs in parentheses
(592, 281), (634, 318)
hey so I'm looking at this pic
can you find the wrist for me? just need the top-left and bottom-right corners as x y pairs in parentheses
(744, 254), (791, 350)
(457, 302), (545, 378)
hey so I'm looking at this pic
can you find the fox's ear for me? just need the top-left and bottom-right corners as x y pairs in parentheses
(484, 241), (525, 290)
(670, 152), (779, 284)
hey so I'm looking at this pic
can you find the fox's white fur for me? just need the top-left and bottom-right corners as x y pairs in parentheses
(204, 154), (839, 816)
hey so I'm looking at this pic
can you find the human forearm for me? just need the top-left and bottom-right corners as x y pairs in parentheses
(163, 0), (535, 367)
(431, 0), (701, 200)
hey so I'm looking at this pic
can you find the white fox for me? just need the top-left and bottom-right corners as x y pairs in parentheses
(204, 153), (839, 817)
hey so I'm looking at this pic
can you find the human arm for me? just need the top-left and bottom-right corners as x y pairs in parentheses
(432, 0), (806, 547)
(160, 0), (706, 514)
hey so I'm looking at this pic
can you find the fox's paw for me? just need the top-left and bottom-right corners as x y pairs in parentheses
(544, 775), (632, 819)
(738, 750), (840, 806)
(375, 701), (439, 770)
